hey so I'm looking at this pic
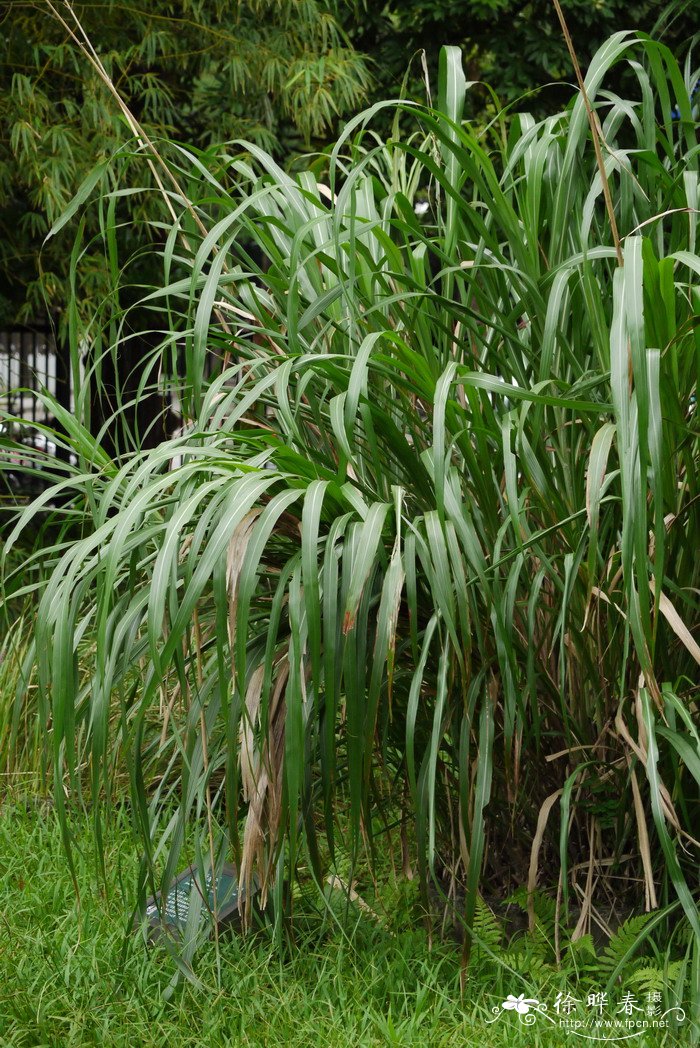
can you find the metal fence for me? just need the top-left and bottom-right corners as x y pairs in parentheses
(0, 323), (71, 424)
(0, 324), (72, 500)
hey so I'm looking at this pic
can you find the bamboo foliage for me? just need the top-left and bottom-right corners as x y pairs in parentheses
(4, 33), (699, 961)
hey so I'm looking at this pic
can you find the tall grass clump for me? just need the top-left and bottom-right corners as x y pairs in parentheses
(3, 27), (698, 990)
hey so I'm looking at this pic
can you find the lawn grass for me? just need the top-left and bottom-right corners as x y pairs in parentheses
(0, 800), (690, 1047)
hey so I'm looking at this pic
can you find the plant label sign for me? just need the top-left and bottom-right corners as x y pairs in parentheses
(140, 863), (253, 941)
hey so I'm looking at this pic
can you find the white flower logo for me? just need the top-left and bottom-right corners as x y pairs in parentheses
(502, 994), (539, 1014)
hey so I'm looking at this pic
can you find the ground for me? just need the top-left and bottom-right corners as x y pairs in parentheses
(0, 802), (686, 1047)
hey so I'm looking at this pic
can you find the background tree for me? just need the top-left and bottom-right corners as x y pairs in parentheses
(3, 1), (695, 328)
(0, 0), (371, 325)
(347, 0), (697, 121)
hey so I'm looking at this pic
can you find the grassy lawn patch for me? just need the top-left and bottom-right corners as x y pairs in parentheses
(0, 803), (689, 1047)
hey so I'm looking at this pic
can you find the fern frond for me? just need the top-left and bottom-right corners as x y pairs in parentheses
(628, 961), (684, 995)
(598, 913), (657, 977)
(472, 897), (503, 950)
